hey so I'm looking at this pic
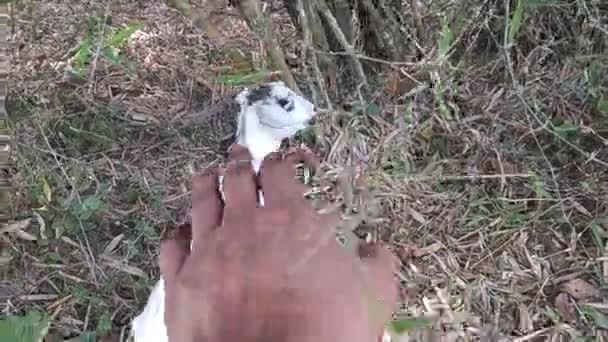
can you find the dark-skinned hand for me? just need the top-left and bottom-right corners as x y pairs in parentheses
(160, 145), (398, 342)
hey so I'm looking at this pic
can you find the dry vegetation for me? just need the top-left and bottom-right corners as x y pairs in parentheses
(2, 0), (607, 341)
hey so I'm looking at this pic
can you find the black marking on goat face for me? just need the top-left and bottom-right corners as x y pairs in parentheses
(246, 85), (272, 105)
(278, 98), (295, 111)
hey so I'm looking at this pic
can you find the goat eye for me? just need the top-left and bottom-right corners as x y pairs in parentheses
(278, 98), (290, 108)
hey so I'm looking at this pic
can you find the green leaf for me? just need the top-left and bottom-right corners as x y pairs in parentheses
(585, 61), (601, 90)
(41, 177), (52, 204)
(438, 17), (454, 60)
(365, 102), (381, 115)
(64, 331), (96, 342)
(73, 38), (92, 75)
(388, 317), (433, 334)
(96, 312), (112, 335)
(104, 22), (144, 48)
(597, 97), (608, 116)
(51, 213), (79, 237)
(0, 311), (51, 342)
(101, 46), (122, 66)
(545, 305), (562, 324)
(590, 222), (605, 251)
(533, 179), (553, 199)
(553, 120), (578, 140)
(73, 195), (105, 220)
(583, 306), (608, 330)
(508, 0), (525, 44)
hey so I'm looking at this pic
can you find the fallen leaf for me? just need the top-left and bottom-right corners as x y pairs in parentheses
(102, 234), (125, 257)
(103, 259), (148, 279)
(518, 303), (534, 333)
(571, 201), (592, 217)
(14, 229), (38, 241)
(33, 212), (48, 240)
(407, 207), (427, 224)
(554, 292), (577, 322)
(413, 243), (442, 257)
(0, 218), (32, 234)
(561, 278), (600, 300)
(419, 124), (434, 141)
(129, 112), (160, 124)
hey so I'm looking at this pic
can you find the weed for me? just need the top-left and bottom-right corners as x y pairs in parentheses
(0, 311), (50, 342)
(72, 18), (143, 77)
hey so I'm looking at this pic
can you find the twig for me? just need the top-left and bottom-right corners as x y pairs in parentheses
(405, 172), (535, 182)
(87, 2), (111, 94)
(236, 0), (300, 92)
(313, 48), (420, 66)
(297, 0), (331, 109)
(314, 0), (368, 90)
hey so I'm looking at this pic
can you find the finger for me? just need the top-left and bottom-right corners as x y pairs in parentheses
(259, 150), (318, 209)
(228, 144), (252, 161)
(222, 147), (258, 220)
(159, 223), (191, 282)
(191, 167), (222, 242)
(358, 242), (399, 327)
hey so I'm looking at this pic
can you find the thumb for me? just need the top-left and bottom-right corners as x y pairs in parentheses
(159, 223), (191, 282)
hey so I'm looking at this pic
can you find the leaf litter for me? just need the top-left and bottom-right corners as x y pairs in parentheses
(4, 0), (608, 340)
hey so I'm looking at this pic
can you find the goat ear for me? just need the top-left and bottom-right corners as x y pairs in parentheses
(235, 88), (250, 105)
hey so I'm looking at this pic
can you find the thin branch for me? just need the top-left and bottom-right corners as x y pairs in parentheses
(404, 172), (535, 183)
(236, 0), (300, 92)
(87, 2), (111, 95)
(297, 0), (331, 109)
(314, 0), (368, 90)
(313, 48), (420, 66)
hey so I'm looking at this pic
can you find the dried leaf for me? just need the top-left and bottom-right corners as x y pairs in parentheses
(407, 207), (427, 224)
(571, 201), (592, 217)
(561, 278), (600, 300)
(129, 113), (160, 124)
(413, 243), (442, 257)
(33, 212), (48, 240)
(104, 259), (148, 279)
(518, 303), (534, 333)
(14, 229), (38, 241)
(102, 234), (125, 257)
(0, 218), (32, 234)
(554, 293), (576, 322)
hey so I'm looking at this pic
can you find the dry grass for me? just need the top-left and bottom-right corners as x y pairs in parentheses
(2, 0), (607, 341)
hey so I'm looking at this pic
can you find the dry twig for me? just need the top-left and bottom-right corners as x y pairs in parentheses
(236, 0), (300, 92)
(314, 0), (369, 90)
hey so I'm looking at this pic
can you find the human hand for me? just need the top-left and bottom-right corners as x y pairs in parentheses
(160, 145), (398, 341)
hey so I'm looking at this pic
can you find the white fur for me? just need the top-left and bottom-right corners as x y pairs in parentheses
(131, 82), (315, 341)
(234, 81), (315, 169)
